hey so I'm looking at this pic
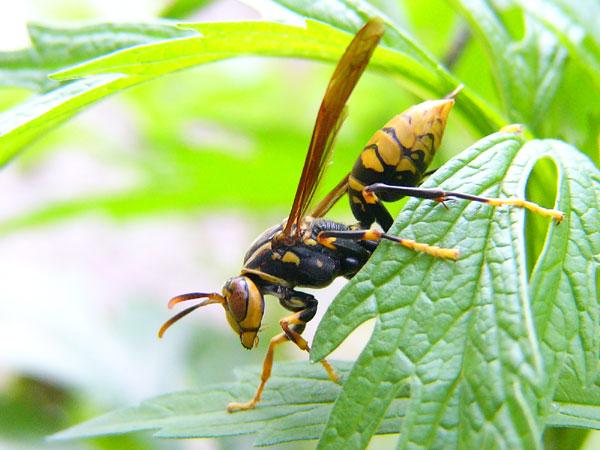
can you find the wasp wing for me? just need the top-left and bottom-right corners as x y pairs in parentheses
(309, 172), (350, 218)
(282, 18), (385, 237)
(309, 84), (463, 220)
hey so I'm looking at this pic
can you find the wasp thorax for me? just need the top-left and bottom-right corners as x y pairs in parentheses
(222, 276), (264, 349)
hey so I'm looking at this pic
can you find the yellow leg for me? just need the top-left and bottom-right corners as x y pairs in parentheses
(362, 183), (564, 223)
(227, 333), (288, 413)
(280, 313), (340, 384)
(319, 358), (341, 384)
(486, 198), (564, 223)
(318, 229), (459, 260)
(362, 187), (379, 205)
(227, 311), (341, 413)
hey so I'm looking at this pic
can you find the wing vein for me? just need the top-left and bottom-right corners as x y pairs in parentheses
(283, 18), (385, 237)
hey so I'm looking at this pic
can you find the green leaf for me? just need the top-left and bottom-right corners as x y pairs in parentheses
(48, 363), (600, 446)
(528, 141), (600, 396)
(0, 22), (190, 91)
(48, 18), (458, 110)
(0, 65), (416, 234)
(542, 428), (589, 450)
(0, 74), (143, 165)
(517, 0), (600, 90)
(49, 21), (389, 78)
(50, 361), (409, 447)
(0, 16), (505, 167)
(0, 22), (192, 164)
(311, 132), (600, 449)
(271, 0), (439, 67)
(449, 0), (568, 133)
(268, 0), (502, 136)
(49, 19), (501, 135)
(538, 53), (600, 164)
(548, 367), (600, 430)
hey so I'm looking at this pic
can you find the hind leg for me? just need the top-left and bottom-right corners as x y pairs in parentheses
(363, 183), (564, 222)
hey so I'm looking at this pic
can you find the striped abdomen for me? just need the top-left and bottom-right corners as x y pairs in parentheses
(349, 98), (455, 230)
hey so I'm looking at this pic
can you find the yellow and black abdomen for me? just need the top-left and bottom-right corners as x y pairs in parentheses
(349, 98), (455, 231)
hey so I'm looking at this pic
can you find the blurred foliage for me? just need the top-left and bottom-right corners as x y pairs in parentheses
(0, 0), (599, 449)
(160, 0), (215, 19)
(0, 61), (425, 234)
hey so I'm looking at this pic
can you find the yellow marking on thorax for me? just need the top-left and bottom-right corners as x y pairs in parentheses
(282, 251), (301, 265)
(271, 253), (281, 260)
(240, 268), (289, 286)
(304, 238), (318, 246)
(244, 242), (272, 266)
(317, 235), (337, 249)
(360, 147), (384, 172)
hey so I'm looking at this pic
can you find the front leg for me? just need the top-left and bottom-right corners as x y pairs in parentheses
(277, 290), (340, 385)
(227, 332), (288, 413)
(227, 288), (339, 413)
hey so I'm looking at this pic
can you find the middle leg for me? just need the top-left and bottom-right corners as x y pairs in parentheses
(317, 228), (459, 260)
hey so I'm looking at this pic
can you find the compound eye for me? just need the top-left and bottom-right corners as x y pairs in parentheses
(225, 278), (250, 323)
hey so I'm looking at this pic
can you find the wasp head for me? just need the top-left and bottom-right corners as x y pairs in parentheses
(222, 276), (265, 349)
(158, 276), (264, 351)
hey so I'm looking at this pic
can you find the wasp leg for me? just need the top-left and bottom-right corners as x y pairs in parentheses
(348, 173), (394, 230)
(350, 191), (394, 231)
(280, 297), (340, 384)
(317, 229), (459, 260)
(227, 289), (339, 413)
(227, 333), (288, 413)
(275, 290), (340, 384)
(363, 183), (564, 223)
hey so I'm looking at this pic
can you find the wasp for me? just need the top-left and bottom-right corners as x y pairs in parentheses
(158, 17), (564, 413)
(158, 18), (461, 413)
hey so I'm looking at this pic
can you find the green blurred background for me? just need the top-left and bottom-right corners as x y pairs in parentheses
(0, 1), (597, 449)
